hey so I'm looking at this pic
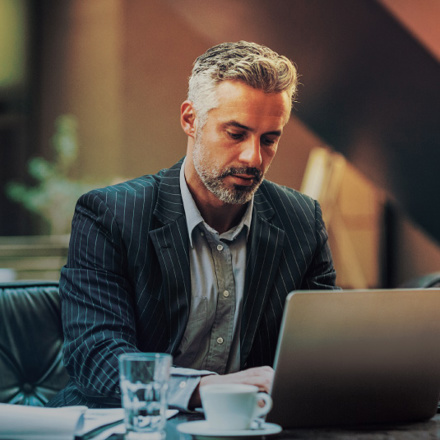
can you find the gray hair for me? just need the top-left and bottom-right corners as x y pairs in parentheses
(188, 41), (298, 127)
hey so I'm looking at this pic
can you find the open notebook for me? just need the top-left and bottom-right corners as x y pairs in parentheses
(267, 288), (440, 428)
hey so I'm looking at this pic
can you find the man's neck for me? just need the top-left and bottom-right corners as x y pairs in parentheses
(196, 201), (247, 235)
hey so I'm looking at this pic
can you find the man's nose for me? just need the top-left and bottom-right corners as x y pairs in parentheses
(239, 137), (262, 168)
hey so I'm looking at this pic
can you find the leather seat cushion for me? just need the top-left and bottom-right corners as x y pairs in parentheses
(0, 281), (69, 405)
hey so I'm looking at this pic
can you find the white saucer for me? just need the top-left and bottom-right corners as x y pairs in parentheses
(177, 420), (282, 438)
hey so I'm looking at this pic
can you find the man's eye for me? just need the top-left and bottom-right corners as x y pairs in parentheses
(262, 137), (276, 147)
(228, 132), (244, 141)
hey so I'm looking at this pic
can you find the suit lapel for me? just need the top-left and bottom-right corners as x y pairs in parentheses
(240, 190), (285, 366)
(149, 160), (192, 353)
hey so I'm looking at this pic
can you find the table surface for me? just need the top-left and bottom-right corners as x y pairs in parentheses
(166, 412), (440, 440)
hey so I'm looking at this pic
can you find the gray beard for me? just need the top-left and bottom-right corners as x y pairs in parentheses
(192, 137), (264, 205)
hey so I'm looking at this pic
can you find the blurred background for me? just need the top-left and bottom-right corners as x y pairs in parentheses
(0, 0), (439, 287)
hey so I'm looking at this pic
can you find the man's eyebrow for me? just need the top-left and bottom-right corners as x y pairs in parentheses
(224, 121), (251, 131)
(223, 120), (282, 136)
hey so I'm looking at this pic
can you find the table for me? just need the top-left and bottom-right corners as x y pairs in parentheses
(166, 412), (440, 439)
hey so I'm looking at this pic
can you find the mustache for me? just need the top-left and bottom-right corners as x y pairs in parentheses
(220, 167), (263, 182)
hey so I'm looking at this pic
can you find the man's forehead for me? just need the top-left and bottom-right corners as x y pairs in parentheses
(209, 81), (291, 124)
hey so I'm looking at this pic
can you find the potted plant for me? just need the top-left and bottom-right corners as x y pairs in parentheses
(6, 115), (108, 236)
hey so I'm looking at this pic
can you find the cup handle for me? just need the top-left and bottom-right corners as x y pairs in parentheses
(254, 392), (273, 418)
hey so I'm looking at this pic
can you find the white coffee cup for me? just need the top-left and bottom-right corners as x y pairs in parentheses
(200, 384), (272, 430)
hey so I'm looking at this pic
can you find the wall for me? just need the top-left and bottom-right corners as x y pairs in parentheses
(28, 0), (440, 286)
(38, 1), (124, 179)
(37, 0), (322, 188)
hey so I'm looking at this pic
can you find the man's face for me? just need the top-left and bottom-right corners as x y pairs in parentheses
(189, 81), (291, 205)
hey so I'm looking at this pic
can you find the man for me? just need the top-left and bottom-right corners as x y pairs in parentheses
(48, 41), (337, 410)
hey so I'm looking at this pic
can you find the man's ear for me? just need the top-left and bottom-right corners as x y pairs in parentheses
(181, 100), (197, 138)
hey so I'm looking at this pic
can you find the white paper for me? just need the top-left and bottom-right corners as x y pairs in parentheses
(0, 405), (178, 440)
(0, 404), (87, 440)
(82, 408), (124, 431)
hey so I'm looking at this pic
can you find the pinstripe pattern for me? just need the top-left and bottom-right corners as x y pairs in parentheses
(47, 159), (336, 408)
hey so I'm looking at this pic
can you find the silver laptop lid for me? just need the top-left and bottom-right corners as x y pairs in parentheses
(267, 289), (440, 428)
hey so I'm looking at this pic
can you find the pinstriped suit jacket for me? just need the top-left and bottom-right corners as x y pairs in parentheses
(48, 159), (336, 407)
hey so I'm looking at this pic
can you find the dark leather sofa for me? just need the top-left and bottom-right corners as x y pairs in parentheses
(0, 281), (69, 406)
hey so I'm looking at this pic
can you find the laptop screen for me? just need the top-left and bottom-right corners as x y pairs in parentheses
(267, 288), (440, 428)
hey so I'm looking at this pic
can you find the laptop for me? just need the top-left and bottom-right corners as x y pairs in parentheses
(266, 288), (440, 428)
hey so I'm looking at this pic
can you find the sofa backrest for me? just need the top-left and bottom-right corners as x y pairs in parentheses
(0, 281), (69, 405)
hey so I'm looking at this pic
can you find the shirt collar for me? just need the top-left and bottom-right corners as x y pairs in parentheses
(179, 158), (253, 248)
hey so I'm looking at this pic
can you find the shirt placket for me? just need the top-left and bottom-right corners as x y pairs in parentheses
(203, 236), (236, 374)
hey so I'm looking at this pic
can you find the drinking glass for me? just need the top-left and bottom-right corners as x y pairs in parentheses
(119, 353), (172, 439)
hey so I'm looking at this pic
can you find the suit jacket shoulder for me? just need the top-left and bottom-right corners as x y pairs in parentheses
(78, 160), (181, 211)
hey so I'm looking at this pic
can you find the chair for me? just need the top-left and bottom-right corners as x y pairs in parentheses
(300, 147), (370, 289)
(401, 272), (440, 288)
(0, 281), (69, 405)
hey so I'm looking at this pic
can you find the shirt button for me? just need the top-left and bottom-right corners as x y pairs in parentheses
(217, 337), (224, 345)
(179, 381), (187, 388)
(223, 290), (230, 298)
(217, 244), (224, 252)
